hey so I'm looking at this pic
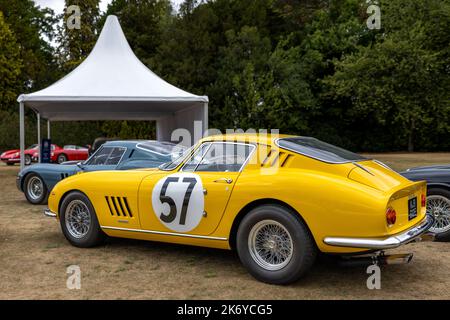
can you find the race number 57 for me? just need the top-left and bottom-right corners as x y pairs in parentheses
(152, 173), (204, 233)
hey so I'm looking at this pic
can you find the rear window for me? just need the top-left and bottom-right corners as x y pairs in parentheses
(276, 137), (366, 164)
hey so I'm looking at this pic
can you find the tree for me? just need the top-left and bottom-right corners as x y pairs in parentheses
(325, 0), (450, 151)
(0, 11), (22, 111)
(0, 0), (58, 97)
(56, 0), (101, 71)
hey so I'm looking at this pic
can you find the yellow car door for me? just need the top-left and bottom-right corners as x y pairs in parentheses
(138, 141), (255, 236)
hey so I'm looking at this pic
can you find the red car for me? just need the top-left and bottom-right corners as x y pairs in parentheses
(1, 144), (59, 166)
(48, 145), (89, 163)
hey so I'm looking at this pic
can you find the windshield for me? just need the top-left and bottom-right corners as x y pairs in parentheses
(26, 144), (38, 150)
(136, 141), (185, 156)
(276, 137), (366, 164)
(159, 145), (195, 171)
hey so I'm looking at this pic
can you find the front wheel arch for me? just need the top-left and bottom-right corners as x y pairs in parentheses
(229, 198), (315, 251)
(58, 189), (89, 216)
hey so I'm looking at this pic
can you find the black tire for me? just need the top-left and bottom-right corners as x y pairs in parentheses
(427, 188), (450, 242)
(6, 162), (14, 166)
(59, 191), (107, 248)
(236, 204), (317, 285)
(24, 173), (48, 204)
(24, 154), (32, 166)
(57, 153), (68, 164)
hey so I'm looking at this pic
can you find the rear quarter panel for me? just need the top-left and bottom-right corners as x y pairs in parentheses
(213, 166), (388, 254)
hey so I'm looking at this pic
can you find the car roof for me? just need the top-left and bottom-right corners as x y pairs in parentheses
(201, 133), (294, 145)
(102, 140), (174, 147)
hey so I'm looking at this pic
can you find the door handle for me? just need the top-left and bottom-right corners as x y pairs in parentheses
(213, 178), (233, 184)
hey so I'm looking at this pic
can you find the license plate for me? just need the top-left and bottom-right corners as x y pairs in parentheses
(408, 197), (418, 220)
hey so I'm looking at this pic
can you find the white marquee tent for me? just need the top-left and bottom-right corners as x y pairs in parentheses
(17, 15), (208, 169)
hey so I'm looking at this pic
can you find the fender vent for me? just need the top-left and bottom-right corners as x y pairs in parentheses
(60, 173), (70, 180)
(105, 196), (133, 217)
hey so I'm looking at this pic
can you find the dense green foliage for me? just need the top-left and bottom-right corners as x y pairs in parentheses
(0, 0), (449, 152)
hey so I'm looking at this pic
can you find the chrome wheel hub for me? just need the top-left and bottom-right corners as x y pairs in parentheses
(27, 176), (43, 200)
(248, 220), (293, 271)
(427, 195), (450, 234)
(65, 200), (91, 239)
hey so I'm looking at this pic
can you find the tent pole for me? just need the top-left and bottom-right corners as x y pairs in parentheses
(47, 120), (51, 139)
(37, 113), (41, 163)
(19, 102), (25, 170)
(203, 102), (209, 137)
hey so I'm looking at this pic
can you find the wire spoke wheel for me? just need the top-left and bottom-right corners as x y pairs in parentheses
(248, 220), (293, 271)
(65, 200), (91, 239)
(27, 176), (43, 200)
(427, 195), (450, 234)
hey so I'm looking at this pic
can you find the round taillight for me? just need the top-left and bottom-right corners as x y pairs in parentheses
(386, 207), (397, 226)
(421, 194), (426, 207)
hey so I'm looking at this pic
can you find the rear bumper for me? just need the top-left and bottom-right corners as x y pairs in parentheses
(323, 214), (435, 249)
(44, 208), (57, 218)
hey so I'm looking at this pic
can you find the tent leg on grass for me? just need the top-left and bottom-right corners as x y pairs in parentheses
(37, 113), (40, 163)
(19, 102), (25, 170)
(47, 120), (51, 139)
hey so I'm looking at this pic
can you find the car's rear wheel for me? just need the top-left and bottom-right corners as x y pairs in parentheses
(24, 173), (47, 204)
(24, 154), (32, 166)
(236, 204), (317, 285)
(60, 191), (106, 247)
(427, 188), (450, 241)
(57, 153), (68, 164)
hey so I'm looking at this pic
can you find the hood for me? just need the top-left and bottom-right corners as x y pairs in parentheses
(1, 149), (19, 156)
(347, 160), (411, 192)
(19, 163), (79, 176)
(404, 164), (450, 172)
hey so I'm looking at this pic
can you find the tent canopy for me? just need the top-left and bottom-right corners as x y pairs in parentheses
(18, 15), (208, 142)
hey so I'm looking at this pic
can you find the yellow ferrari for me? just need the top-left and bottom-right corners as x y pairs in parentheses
(44, 134), (434, 284)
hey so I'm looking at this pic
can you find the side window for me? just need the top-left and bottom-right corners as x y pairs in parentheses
(130, 149), (159, 161)
(105, 147), (126, 165)
(196, 143), (253, 172)
(181, 143), (210, 172)
(86, 147), (113, 165)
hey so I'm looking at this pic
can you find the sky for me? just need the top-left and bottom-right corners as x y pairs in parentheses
(34, 0), (184, 14)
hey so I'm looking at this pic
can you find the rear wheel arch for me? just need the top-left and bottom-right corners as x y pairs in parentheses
(427, 184), (450, 193)
(229, 198), (315, 250)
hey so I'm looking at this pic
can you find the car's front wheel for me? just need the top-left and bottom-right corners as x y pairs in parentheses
(24, 154), (32, 165)
(236, 204), (317, 285)
(60, 191), (106, 247)
(57, 153), (68, 164)
(24, 173), (48, 204)
(427, 188), (450, 242)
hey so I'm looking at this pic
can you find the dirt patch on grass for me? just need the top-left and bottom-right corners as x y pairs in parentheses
(0, 159), (449, 299)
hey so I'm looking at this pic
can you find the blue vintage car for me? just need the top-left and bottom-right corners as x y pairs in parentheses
(17, 140), (184, 204)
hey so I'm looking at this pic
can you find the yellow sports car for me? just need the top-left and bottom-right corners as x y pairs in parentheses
(44, 134), (434, 284)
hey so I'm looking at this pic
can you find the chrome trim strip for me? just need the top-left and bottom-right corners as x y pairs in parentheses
(100, 226), (228, 241)
(323, 215), (434, 249)
(44, 208), (57, 218)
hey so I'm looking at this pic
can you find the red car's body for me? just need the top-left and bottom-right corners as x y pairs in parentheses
(47, 145), (89, 163)
(2, 144), (61, 165)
